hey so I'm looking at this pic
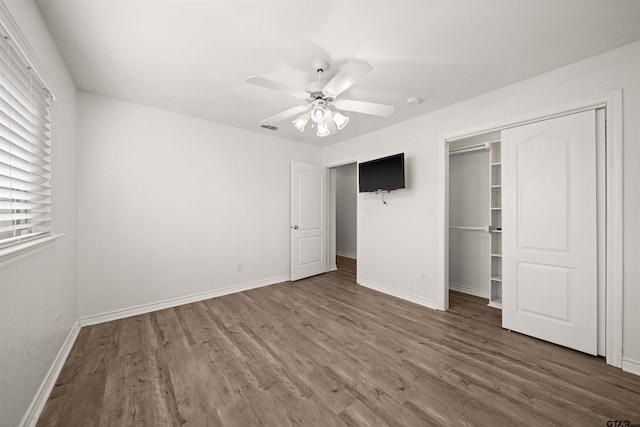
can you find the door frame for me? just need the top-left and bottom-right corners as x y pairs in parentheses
(327, 159), (359, 275)
(437, 90), (623, 368)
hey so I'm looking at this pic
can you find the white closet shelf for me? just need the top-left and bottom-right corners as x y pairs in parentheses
(488, 298), (503, 309)
(491, 275), (503, 282)
(491, 162), (502, 166)
(491, 207), (502, 210)
(491, 185), (502, 188)
(449, 225), (489, 232)
(491, 253), (502, 257)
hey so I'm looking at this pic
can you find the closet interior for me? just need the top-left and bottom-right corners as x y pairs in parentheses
(448, 130), (502, 308)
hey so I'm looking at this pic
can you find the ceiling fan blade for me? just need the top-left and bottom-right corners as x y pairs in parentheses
(260, 104), (309, 125)
(322, 59), (373, 98)
(246, 76), (309, 100)
(333, 98), (394, 117)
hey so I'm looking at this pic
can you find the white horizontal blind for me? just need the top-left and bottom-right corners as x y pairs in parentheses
(0, 30), (52, 249)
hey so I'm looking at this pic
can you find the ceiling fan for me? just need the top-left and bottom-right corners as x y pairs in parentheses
(246, 59), (394, 137)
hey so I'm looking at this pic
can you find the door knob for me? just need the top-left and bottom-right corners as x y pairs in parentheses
(293, 225), (299, 230)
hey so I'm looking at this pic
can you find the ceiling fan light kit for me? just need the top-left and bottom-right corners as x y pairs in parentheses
(291, 104), (349, 137)
(247, 58), (394, 137)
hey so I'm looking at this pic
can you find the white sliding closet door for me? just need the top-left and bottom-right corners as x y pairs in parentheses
(502, 110), (597, 355)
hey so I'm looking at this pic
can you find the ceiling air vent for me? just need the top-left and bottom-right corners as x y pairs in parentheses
(260, 124), (278, 131)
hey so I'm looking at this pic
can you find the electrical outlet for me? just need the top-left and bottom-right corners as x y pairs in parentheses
(419, 273), (427, 283)
(55, 313), (60, 332)
(237, 263), (244, 272)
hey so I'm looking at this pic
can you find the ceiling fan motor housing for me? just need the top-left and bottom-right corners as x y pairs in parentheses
(306, 81), (325, 99)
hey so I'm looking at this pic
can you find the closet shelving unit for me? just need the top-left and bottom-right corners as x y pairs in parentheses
(489, 139), (503, 309)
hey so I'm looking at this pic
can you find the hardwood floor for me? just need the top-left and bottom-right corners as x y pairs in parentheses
(38, 257), (640, 426)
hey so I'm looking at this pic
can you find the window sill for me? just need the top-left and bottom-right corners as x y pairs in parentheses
(0, 234), (64, 269)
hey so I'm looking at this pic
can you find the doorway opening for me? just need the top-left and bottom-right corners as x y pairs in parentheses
(329, 162), (358, 272)
(447, 131), (500, 311)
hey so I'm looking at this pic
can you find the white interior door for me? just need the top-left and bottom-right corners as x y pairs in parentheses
(502, 110), (597, 355)
(291, 161), (327, 281)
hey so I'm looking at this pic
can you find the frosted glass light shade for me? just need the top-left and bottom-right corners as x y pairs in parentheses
(292, 113), (309, 132)
(317, 122), (330, 137)
(332, 111), (349, 130)
(311, 106), (327, 123)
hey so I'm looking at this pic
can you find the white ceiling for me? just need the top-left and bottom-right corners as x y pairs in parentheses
(37, 0), (640, 146)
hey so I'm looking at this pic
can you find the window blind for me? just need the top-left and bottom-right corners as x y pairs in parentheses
(0, 31), (52, 250)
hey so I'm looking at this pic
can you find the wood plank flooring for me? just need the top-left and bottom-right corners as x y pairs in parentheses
(38, 257), (640, 426)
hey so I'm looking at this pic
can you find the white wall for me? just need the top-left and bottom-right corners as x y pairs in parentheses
(335, 163), (357, 259)
(0, 1), (77, 426)
(77, 92), (322, 319)
(324, 41), (640, 365)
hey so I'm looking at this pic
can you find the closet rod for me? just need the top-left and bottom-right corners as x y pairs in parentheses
(448, 142), (490, 155)
(449, 225), (490, 232)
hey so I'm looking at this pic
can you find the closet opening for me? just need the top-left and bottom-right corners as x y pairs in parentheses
(447, 131), (502, 311)
(443, 105), (613, 361)
(328, 162), (358, 272)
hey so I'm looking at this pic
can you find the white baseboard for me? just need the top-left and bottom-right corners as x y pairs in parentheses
(336, 251), (357, 260)
(358, 279), (439, 310)
(449, 282), (490, 299)
(20, 321), (81, 427)
(329, 264), (338, 272)
(79, 275), (290, 326)
(622, 357), (640, 377)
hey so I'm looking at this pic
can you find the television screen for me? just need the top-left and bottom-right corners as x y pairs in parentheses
(358, 153), (405, 193)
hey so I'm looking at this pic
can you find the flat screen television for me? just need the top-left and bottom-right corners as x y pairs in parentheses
(358, 153), (405, 193)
